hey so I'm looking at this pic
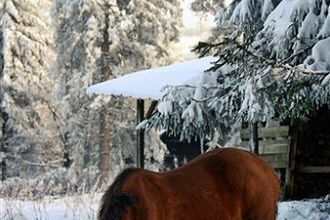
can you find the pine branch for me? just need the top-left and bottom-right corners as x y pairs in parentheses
(279, 44), (314, 65)
(191, 95), (216, 102)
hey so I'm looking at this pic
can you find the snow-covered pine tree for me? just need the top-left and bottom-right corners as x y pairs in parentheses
(1, 0), (182, 195)
(53, 0), (182, 187)
(191, 0), (224, 14)
(145, 0), (330, 148)
(0, 0), (63, 179)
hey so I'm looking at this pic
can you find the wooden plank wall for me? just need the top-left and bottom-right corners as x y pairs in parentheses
(241, 126), (290, 169)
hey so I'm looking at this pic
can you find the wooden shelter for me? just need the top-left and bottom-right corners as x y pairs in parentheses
(87, 56), (215, 168)
(87, 57), (330, 199)
(240, 107), (330, 199)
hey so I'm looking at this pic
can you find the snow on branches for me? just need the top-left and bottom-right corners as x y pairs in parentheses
(144, 0), (330, 144)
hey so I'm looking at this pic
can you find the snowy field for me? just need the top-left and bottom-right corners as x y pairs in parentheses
(1, 194), (100, 220)
(1, 194), (329, 220)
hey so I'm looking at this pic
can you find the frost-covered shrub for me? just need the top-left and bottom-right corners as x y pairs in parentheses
(1, 166), (103, 198)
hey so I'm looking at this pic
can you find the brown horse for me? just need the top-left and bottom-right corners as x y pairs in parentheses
(99, 148), (280, 220)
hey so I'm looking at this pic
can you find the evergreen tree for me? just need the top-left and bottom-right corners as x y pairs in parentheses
(0, 0), (62, 178)
(145, 0), (330, 147)
(1, 0), (182, 195)
(53, 0), (182, 187)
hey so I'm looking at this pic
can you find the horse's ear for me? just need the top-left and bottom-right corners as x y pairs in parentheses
(99, 192), (134, 220)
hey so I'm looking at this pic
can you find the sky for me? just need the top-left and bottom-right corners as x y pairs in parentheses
(170, 0), (215, 60)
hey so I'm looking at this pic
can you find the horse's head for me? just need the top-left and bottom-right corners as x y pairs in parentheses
(99, 192), (134, 220)
(99, 168), (138, 220)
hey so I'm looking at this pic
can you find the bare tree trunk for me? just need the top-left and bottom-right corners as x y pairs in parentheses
(100, 105), (111, 183)
(1, 109), (8, 181)
(45, 102), (72, 168)
(99, 1), (112, 184)
(1, 26), (7, 181)
(84, 111), (91, 168)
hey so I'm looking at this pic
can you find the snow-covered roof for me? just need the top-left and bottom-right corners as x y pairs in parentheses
(86, 56), (216, 100)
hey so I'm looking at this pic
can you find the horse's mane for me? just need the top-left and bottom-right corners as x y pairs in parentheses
(99, 168), (139, 220)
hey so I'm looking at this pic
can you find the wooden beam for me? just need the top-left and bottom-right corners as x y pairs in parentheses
(258, 143), (288, 155)
(296, 166), (330, 173)
(286, 120), (299, 199)
(146, 100), (158, 119)
(261, 154), (288, 168)
(241, 139), (289, 154)
(264, 160), (287, 169)
(241, 126), (289, 140)
(136, 99), (145, 168)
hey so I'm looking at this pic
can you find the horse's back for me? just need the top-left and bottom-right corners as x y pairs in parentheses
(123, 165), (232, 219)
(198, 148), (280, 219)
(122, 148), (280, 220)
(177, 148), (280, 219)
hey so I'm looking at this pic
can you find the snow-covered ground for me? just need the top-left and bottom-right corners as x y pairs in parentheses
(1, 194), (100, 220)
(1, 194), (329, 220)
(278, 196), (330, 220)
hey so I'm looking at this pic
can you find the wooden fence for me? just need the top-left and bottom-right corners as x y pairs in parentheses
(240, 126), (291, 198)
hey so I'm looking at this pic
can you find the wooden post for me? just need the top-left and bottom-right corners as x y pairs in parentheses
(136, 99), (145, 168)
(287, 120), (299, 198)
(250, 122), (259, 154)
(146, 100), (158, 119)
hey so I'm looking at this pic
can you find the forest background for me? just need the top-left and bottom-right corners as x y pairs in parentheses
(0, 0), (223, 198)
